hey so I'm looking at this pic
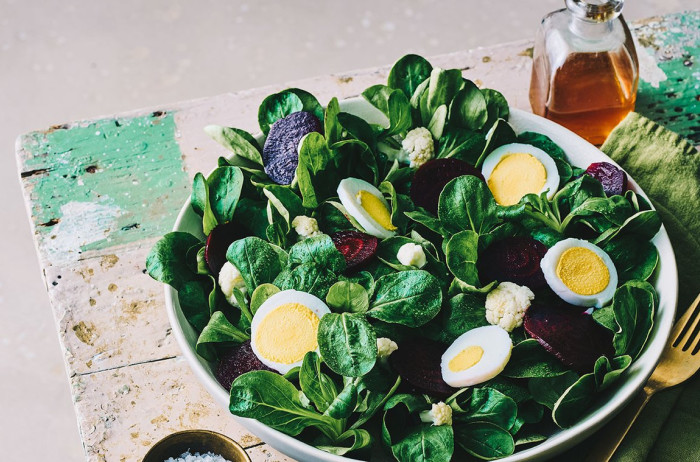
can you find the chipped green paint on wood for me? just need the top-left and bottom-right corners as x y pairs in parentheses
(634, 12), (700, 144)
(19, 112), (189, 263)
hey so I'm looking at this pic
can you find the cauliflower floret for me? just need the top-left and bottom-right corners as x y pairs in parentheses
(401, 127), (435, 168)
(291, 215), (321, 240)
(396, 243), (427, 268)
(218, 261), (247, 307)
(419, 402), (453, 426)
(485, 282), (535, 332)
(377, 337), (398, 359)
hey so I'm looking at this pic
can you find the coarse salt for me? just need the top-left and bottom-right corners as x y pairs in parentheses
(164, 450), (232, 462)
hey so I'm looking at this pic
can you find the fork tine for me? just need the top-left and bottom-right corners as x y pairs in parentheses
(673, 294), (700, 349)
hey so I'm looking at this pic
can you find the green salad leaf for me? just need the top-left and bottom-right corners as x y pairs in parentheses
(368, 270), (443, 327)
(318, 312), (377, 377)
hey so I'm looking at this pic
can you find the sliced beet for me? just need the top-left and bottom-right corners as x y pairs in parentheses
(262, 111), (323, 185)
(330, 230), (378, 271)
(478, 236), (548, 289)
(585, 162), (627, 197)
(205, 221), (247, 275)
(215, 340), (274, 390)
(523, 303), (614, 373)
(410, 158), (485, 214)
(390, 337), (457, 398)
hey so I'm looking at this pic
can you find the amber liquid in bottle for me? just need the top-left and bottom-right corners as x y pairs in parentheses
(530, 50), (637, 145)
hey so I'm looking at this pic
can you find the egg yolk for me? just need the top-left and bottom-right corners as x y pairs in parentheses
(448, 345), (484, 372)
(254, 303), (320, 364)
(357, 191), (397, 231)
(488, 153), (547, 206)
(556, 247), (610, 295)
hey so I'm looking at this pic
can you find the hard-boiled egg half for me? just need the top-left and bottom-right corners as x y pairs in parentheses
(481, 143), (560, 206)
(540, 238), (618, 308)
(441, 325), (513, 387)
(250, 290), (330, 374)
(337, 178), (397, 239)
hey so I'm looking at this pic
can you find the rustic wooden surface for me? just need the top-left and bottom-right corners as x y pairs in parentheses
(15, 11), (698, 462)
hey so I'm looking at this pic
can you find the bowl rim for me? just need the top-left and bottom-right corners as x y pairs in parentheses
(164, 100), (678, 462)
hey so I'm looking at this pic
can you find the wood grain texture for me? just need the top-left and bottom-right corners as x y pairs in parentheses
(14, 11), (697, 462)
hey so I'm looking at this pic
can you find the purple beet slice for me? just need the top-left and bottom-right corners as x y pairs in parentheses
(478, 236), (548, 289)
(523, 303), (614, 373)
(390, 337), (457, 398)
(410, 158), (485, 214)
(262, 111), (323, 185)
(585, 162), (628, 197)
(215, 340), (274, 390)
(330, 230), (378, 270)
(205, 221), (247, 275)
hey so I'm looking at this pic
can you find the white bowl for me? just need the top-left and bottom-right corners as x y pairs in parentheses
(164, 98), (678, 462)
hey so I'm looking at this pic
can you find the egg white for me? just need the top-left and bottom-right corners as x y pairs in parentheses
(250, 289), (330, 374)
(441, 325), (513, 388)
(337, 178), (396, 239)
(540, 238), (618, 308)
(481, 143), (561, 202)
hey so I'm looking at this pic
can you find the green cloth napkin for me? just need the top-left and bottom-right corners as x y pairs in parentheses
(573, 112), (700, 461)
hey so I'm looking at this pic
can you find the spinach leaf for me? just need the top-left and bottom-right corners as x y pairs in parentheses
(289, 235), (346, 273)
(517, 131), (567, 160)
(552, 373), (597, 428)
(258, 88), (322, 135)
(502, 339), (569, 378)
(337, 112), (377, 149)
(594, 210), (662, 246)
(191, 173), (218, 234)
(593, 355), (632, 391)
(325, 97), (342, 146)
(388, 54), (433, 99)
(445, 230), (481, 286)
(482, 88), (510, 126)
(315, 201), (357, 234)
(380, 181), (414, 234)
(453, 421), (515, 460)
(592, 305), (616, 331)
(234, 198), (270, 239)
(326, 281), (370, 314)
(612, 281), (656, 359)
(440, 293), (488, 343)
(453, 388), (518, 430)
(438, 175), (498, 235)
(475, 119), (517, 167)
(226, 236), (286, 292)
(178, 279), (214, 332)
(207, 166), (244, 227)
(203, 125), (263, 166)
(146, 232), (202, 290)
(391, 424), (454, 462)
(229, 370), (340, 438)
(553, 175), (605, 218)
(528, 371), (579, 410)
(325, 379), (360, 419)
(436, 128), (486, 164)
(369, 270), (443, 327)
(299, 351), (337, 413)
(405, 209), (450, 237)
(427, 68), (464, 115)
(428, 104), (448, 139)
(318, 313), (377, 377)
(249, 283), (280, 315)
(195, 311), (249, 361)
(263, 185), (305, 225)
(274, 263), (337, 299)
(351, 375), (402, 430)
(448, 81), (488, 131)
(315, 429), (373, 457)
(603, 235), (659, 282)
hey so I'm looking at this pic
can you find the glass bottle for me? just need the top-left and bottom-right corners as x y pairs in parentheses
(529, 0), (639, 145)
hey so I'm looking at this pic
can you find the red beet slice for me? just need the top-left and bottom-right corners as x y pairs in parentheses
(215, 340), (274, 391)
(390, 337), (457, 398)
(205, 221), (247, 275)
(262, 111), (323, 185)
(410, 158), (485, 214)
(585, 162), (628, 197)
(523, 304), (614, 373)
(478, 236), (548, 289)
(331, 230), (378, 270)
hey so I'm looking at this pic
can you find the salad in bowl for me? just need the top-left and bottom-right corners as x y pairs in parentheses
(146, 54), (676, 461)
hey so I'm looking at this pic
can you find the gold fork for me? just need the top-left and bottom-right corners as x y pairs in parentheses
(585, 293), (700, 461)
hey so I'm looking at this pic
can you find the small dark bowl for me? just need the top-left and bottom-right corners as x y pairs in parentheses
(142, 430), (251, 462)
